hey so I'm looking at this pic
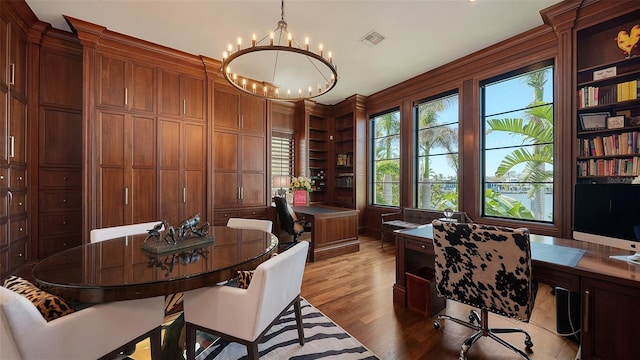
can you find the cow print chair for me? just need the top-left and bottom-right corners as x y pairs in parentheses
(431, 220), (537, 360)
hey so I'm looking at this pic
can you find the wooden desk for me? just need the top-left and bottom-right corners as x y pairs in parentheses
(32, 227), (278, 303)
(394, 225), (640, 360)
(291, 205), (359, 262)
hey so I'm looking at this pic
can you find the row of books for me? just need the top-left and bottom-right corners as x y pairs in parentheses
(577, 79), (640, 108)
(577, 156), (640, 177)
(577, 131), (639, 157)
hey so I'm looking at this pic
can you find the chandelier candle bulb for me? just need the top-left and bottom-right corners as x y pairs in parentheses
(252, 34), (257, 47)
(288, 33), (292, 46)
(263, 86), (267, 96)
(305, 37), (309, 50)
(298, 88), (302, 98)
(308, 86), (312, 96)
(222, 51), (227, 61)
(252, 83), (257, 93)
(242, 78), (246, 89)
(328, 51), (332, 64)
(270, 32), (274, 45)
(319, 44), (323, 57)
(287, 89), (291, 98)
(237, 37), (242, 51)
(232, 73), (237, 83)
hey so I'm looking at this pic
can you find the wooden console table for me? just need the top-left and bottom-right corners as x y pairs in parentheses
(394, 225), (640, 360)
(288, 205), (359, 262)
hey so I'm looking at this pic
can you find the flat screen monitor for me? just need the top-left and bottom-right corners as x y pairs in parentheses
(573, 183), (640, 253)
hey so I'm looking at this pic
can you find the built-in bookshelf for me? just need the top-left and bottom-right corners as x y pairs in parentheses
(576, 10), (640, 184)
(308, 114), (328, 203)
(334, 114), (355, 207)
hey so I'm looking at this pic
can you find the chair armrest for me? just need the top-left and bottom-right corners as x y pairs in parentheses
(381, 211), (402, 223)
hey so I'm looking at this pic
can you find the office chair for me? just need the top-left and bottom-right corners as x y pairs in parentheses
(89, 221), (164, 243)
(0, 283), (165, 360)
(183, 241), (309, 360)
(431, 220), (537, 360)
(273, 196), (311, 250)
(227, 218), (273, 233)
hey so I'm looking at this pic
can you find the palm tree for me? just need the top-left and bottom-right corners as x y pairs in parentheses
(486, 68), (553, 220)
(373, 112), (400, 205)
(416, 96), (458, 209)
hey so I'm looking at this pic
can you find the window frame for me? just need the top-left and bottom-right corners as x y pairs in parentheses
(369, 108), (402, 207)
(479, 59), (555, 224)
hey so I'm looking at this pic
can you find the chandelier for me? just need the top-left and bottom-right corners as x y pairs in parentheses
(220, 0), (338, 101)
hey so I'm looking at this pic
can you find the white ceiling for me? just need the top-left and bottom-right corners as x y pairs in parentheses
(25, 0), (561, 105)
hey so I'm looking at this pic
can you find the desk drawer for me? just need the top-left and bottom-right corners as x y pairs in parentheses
(212, 210), (240, 225)
(9, 168), (26, 189)
(39, 169), (82, 188)
(405, 238), (432, 254)
(39, 213), (82, 235)
(0, 168), (7, 188)
(9, 191), (27, 215)
(9, 217), (27, 240)
(39, 191), (82, 212)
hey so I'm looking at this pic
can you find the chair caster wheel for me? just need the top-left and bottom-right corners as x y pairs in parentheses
(433, 320), (441, 329)
(525, 340), (534, 352)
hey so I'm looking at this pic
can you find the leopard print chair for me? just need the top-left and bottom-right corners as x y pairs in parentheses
(431, 220), (537, 360)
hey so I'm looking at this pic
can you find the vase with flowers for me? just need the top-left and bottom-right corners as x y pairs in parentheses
(289, 176), (313, 206)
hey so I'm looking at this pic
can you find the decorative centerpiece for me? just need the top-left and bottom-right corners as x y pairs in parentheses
(142, 213), (213, 254)
(290, 176), (313, 206)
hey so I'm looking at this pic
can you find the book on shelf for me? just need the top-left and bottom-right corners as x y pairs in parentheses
(578, 131), (639, 157)
(577, 156), (639, 177)
(577, 79), (640, 108)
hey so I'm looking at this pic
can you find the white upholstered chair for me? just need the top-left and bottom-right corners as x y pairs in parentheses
(226, 218), (273, 233)
(183, 240), (309, 360)
(90, 221), (164, 243)
(0, 286), (165, 360)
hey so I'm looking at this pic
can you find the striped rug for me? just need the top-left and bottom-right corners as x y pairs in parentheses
(197, 298), (379, 360)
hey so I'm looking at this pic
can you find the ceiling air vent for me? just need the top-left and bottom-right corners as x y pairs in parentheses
(359, 30), (385, 47)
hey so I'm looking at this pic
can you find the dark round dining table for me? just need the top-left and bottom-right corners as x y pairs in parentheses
(32, 226), (278, 303)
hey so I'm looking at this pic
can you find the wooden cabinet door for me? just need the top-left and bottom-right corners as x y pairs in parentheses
(129, 62), (155, 113)
(97, 110), (127, 227)
(158, 70), (181, 117)
(214, 88), (240, 130)
(9, 97), (26, 165)
(0, 90), (6, 164)
(129, 115), (156, 224)
(581, 276), (640, 359)
(158, 119), (181, 225)
(0, 17), (7, 88)
(8, 25), (27, 98)
(98, 55), (127, 109)
(158, 120), (206, 224)
(240, 94), (265, 133)
(182, 76), (204, 120)
(96, 111), (156, 227)
(183, 122), (206, 218)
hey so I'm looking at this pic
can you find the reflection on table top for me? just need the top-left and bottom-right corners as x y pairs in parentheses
(33, 226), (278, 303)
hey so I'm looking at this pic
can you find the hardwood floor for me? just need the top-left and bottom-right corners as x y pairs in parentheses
(300, 234), (580, 360)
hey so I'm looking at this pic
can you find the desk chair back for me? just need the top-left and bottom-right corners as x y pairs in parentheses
(183, 241), (310, 360)
(273, 197), (310, 248)
(90, 221), (164, 243)
(227, 218), (273, 233)
(431, 220), (536, 359)
(0, 285), (164, 360)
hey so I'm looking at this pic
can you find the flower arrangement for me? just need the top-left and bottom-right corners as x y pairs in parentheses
(289, 176), (313, 192)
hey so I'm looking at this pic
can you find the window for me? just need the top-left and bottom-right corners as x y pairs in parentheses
(481, 61), (554, 222)
(415, 92), (459, 211)
(271, 132), (294, 196)
(371, 109), (401, 206)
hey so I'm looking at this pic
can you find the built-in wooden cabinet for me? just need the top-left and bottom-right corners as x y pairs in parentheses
(0, 9), (28, 278)
(212, 85), (267, 220)
(308, 115), (329, 203)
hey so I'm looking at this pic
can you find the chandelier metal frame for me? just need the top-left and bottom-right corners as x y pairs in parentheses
(220, 0), (338, 101)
